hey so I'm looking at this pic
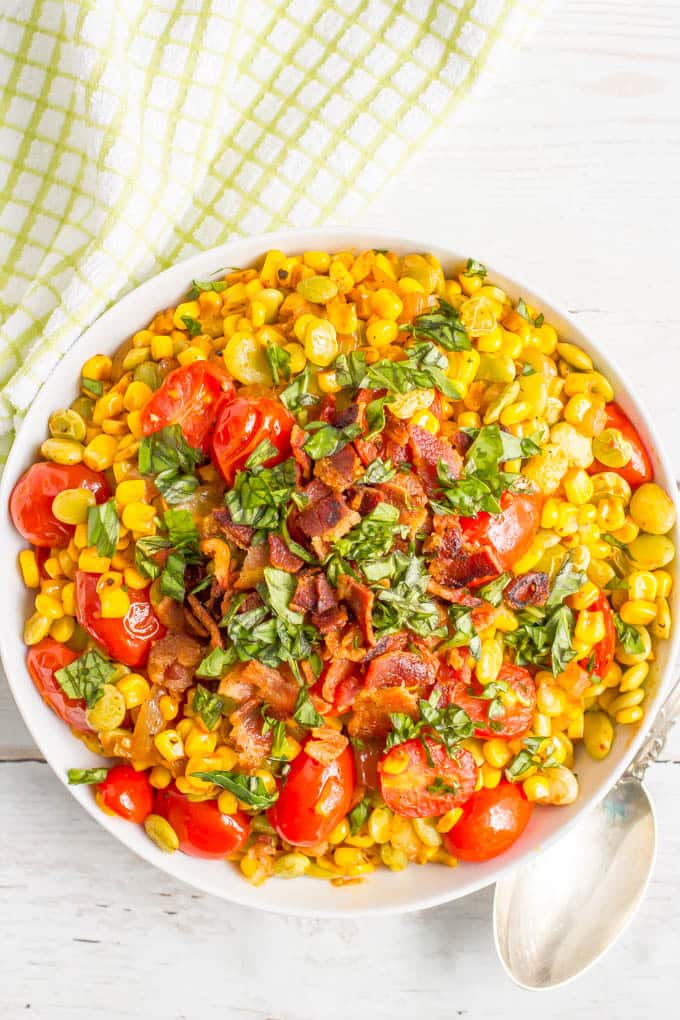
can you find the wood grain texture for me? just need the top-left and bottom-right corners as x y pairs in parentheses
(1, 0), (679, 1017)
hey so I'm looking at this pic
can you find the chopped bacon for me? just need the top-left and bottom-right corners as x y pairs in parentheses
(290, 571), (319, 614)
(183, 607), (209, 639)
(155, 595), (188, 631)
(296, 491), (360, 540)
(354, 436), (382, 467)
(364, 649), (439, 691)
(338, 574), (375, 645)
(305, 727), (349, 765)
(363, 631), (409, 662)
(426, 579), (483, 607)
(186, 593), (223, 648)
(267, 533), (303, 573)
(346, 485), (385, 515)
(213, 508), (254, 550)
(147, 634), (204, 693)
(348, 686), (419, 739)
(312, 605), (348, 634)
(320, 658), (356, 703)
(426, 514), (463, 558)
(324, 622), (368, 663)
(379, 417), (411, 467)
(378, 470), (428, 536)
(291, 424), (312, 482)
(229, 698), (271, 769)
(316, 574), (338, 614)
(506, 571), (550, 608)
(429, 545), (501, 588)
(240, 660), (298, 716)
(316, 394), (337, 423)
(408, 424), (463, 494)
(199, 538), (231, 589)
(234, 542), (269, 590)
(218, 665), (256, 704)
(315, 444), (362, 492)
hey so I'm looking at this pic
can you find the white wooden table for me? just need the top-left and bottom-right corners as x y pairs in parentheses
(2, 1), (679, 1016)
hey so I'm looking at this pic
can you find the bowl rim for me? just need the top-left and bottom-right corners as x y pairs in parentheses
(1, 225), (678, 918)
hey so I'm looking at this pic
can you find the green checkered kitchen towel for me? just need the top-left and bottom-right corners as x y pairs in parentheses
(0, 0), (543, 465)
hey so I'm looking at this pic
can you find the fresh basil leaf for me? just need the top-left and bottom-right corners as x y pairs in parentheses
(385, 712), (420, 749)
(546, 554), (586, 608)
(446, 606), (481, 660)
(303, 421), (362, 460)
(55, 649), (116, 708)
(464, 258), (487, 279)
(135, 535), (171, 580)
(196, 645), (238, 678)
(225, 457), (297, 536)
(181, 315), (202, 337)
(159, 551), (186, 601)
(478, 573), (511, 607)
(191, 684), (225, 730)
(87, 499), (119, 558)
(293, 686), (324, 729)
(155, 470), (200, 504)
(402, 299), (471, 352)
(357, 458), (396, 485)
(614, 614), (646, 654)
(186, 278), (228, 300)
(82, 377), (103, 396)
(280, 365), (319, 413)
(280, 517), (317, 565)
(372, 552), (444, 639)
(521, 362), (537, 376)
(264, 567), (304, 628)
(266, 343), (291, 385)
(67, 767), (109, 785)
(138, 425), (203, 478)
(516, 298), (544, 329)
(505, 749), (536, 779)
(348, 797), (371, 835)
(365, 395), (387, 438)
(333, 502), (404, 564)
(192, 770), (279, 809)
(333, 351), (368, 390)
(245, 439), (279, 470)
(602, 532), (627, 551)
(163, 507), (200, 554)
(427, 777), (459, 796)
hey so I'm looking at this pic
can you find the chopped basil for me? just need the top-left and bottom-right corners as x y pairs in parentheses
(614, 614), (646, 654)
(192, 684), (225, 730)
(181, 315), (202, 337)
(333, 351), (368, 389)
(302, 421), (362, 460)
(365, 395), (387, 438)
(186, 278), (228, 300)
(521, 362), (537, 376)
(191, 770), (278, 809)
(386, 688), (473, 756)
(292, 686), (325, 729)
(87, 499), (119, 558)
(82, 377), (103, 396)
(224, 457), (297, 540)
(504, 603), (577, 675)
(402, 299), (471, 352)
(163, 507), (200, 554)
(245, 439), (279, 470)
(361, 341), (462, 400)
(262, 708), (288, 759)
(356, 458), (396, 485)
(158, 551), (186, 601)
(333, 503), (405, 564)
(196, 645), (238, 679)
(371, 552), (444, 640)
(602, 532), (627, 551)
(280, 365), (319, 413)
(427, 777), (459, 796)
(464, 258), (487, 279)
(138, 425), (203, 505)
(445, 605), (481, 660)
(265, 343), (291, 385)
(516, 298), (544, 329)
(545, 554), (586, 608)
(135, 535), (171, 580)
(55, 649), (116, 708)
(155, 472), (199, 504)
(67, 767), (109, 785)
(348, 797), (372, 835)
(478, 573), (511, 607)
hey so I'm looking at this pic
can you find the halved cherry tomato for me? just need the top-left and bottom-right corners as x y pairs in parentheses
(210, 395), (293, 486)
(584, 593), (616, 679)
(443, 781), (533, 862)
(75, 570), (165, 667)
(364, 650), (438, 691)
(588, 403), (652, 489)
(378, 737), (478, 819)
(140, 362), (234, 451)
(26, 638), (92, 733)
(154, 785), (250, 858)
(97, 764), (154, 823)
(460, 490), (542, 574)
(268, 743), (355, 847)
(10, 462), (110, 548)
(439, 663), (536, 740)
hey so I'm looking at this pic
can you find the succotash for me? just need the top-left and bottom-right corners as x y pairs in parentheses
(10, 249), (676, 885)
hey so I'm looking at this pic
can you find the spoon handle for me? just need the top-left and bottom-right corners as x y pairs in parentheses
(626, 674), (680, 781)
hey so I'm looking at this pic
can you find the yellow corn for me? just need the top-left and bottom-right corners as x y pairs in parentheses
(627, 570), (657, 602)
(159, 696), (179, 721)
(536, 681), (567, 717)
(409, 410), (440, 434)
(149, 765), (172, 790)
(49, 616), (75, 643)
(100, 586), (130, 619)
(185, 728), (218, 758)
(317, 370), (341, 394)
(82, 355), (113, 381)
(117, 673), (150, 709)
(51, 487), (97, 525)
(154, 729), (185, 762)
(34, 593), (63, 620)
(78, 547), (111, 573)
(475, 638), (503, 684)
(371, 289), (403, 321)
(382, 747), (410, 775)
(334, 847), (366, 870)
(122, 502), (156, 535)
(574, 609), (605, 647)
(481, 763), (502, 789)
(217, 791), (239, 815)
(569, 580), (600, 610)
(124, 566), (150, 590)
(483, 739), (512, 769)
(61, 582), (76, 616)
(83, 434), (117, 471)
(18, 550), (40, 589)
(328, 819), (350, 845)
(150, 334), (173, 360)
(436, 808), (463, 834)
(652, 597), (671, 639)
(523, 775), (551, 803)
(123, 380), (153, 412)
(283, 342), (306, 373)
(616, 706), (644, 725)
(619, 600), (657, 626)
(412, 818), (442, 848)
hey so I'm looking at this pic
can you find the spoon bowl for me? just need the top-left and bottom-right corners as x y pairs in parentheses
(493, 778), (656, 989)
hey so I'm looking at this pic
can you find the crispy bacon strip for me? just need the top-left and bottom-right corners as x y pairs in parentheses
(213, 509), (254, 550)
(234, 542), (269, 590)
(239, 660), (298, 716)
(267, 533), (303, 573)
(229, 698), (271, 769)
(305, 726), (349, 765)
(147, 634), (203, 693)
(408, 424), (463, 494)
(348, 686), (419, 740)
(338, 574), (375, 645)
(364, 649), (438, 691)
(506, 571), (550, 608)
(187, 593), (223, 649)
(315, 444), (362, 492)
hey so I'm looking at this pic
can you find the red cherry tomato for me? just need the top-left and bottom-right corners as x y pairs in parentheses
(75, 570), (165, 668)
(154, 785), (250, 858)
(97, 764), (154, 823)
(589, 403), (652, 489)
(26, 638), (92, 733)
(460, 491), (542, 574)
(443, 782), (533, 862)
(378, 737), (478, 819)
(210, 395), (293, 487)
(140, 362), (234, 451)
(268, 744), (355, 848)
(584, 593), (616, 679)
(10, 462), (110, 548)
(439, 663), (536, 740)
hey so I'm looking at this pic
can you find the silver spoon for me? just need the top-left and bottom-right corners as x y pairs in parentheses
(493, 677), (680, 989)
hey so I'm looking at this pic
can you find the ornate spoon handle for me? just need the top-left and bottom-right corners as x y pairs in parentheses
(625, 675), (680, 782)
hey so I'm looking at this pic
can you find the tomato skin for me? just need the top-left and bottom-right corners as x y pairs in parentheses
(155, 785), (250, 858)
(460, 491), (542, 573)
(589, 403), (652, 489)
(10, 462), (110, 548)
(140, 362), (233, 451)
(585, 594), (616, 679)
(98, 764), (154, 823)
(378, 737), (478, 819)
(443, 782), (533, 862)
(75, 570), (165, 668)
(26, 638), (93, 733)
(268, 744), (355, 848)
(439, 663), (536, 740)
(210, 395), (294, 486)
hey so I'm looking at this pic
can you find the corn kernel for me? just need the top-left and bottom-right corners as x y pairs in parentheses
(149, 765), (172, 790)
(436, 808), (463, 834)
(475, 638), (503, 685)
(382, 747), (410, 775)
(83, 434), (117, 471)
(117, 673), (150, 709)
(366, 318), (398, 348)
(615, 706), (644, 725)
(34, 592), (63, 620)
(18, 549), (40, 588)
(185, 728), (218, 757)
(78, 547), (111, 573)
(100, 586), (130, 619)
(409, 409), (440, 434)
(150, 334), (173, 360)
(50, 616), (75, 643)
(317, 370), (341, 394)
(619, 599), (657, 626)
(483, 739), (512, 769)
(215, 790), (239, 815)
(122, 502), (156, 535)
(481, 763), (502, 789)
(159, 695), (179, 721)
(154, 729), (184, 762)
(82, 354), (113, 381)
(523, 775), (551, 803)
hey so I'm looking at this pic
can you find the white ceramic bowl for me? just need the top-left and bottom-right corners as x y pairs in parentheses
(1, 228), (678, 917)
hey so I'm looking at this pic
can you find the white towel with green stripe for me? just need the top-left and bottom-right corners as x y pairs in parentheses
(0, 0), (543, 464)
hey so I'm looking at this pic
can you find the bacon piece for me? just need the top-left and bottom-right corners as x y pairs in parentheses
(363, 631), (409, 662)
(408, 424), (463, 494)
(379, 470), (428, 536)
(229, 698), (272, 769)
(324, 622), (367, 663)
(291, 424), (312, 481)
(200, 538), (231, 589)
(147, 634), (204, 693)
(379, 417), (411, 467)
(364, 649), (438, 691)
(155, 595), (188, 631)
(429, 546), (501, 588)
(312, 605), (348, 634)
(267, 533), (303, 573)
(348, 686), (419, 739)
(186, 593), (223, 648)
(296, 491), (360, 540)
(320, 658), (356, 703)
(213, 509), (254, 550)
(218, 665), (256, 704)
(315, 444), (362, 492)
(426, 514), (463, 558)
(234, 542), (269, 590)
(290, 571), (319, 614)
(240, 660), (298, 716)
(426, 579), (483, 607)
(338, 574), (375, 645)
(316, 394), (337, 423)
(316, 574), (338, 614)
(305, 726), (349, 765)
(346, 485), (385, 515)
(506, 571), (550, 608)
